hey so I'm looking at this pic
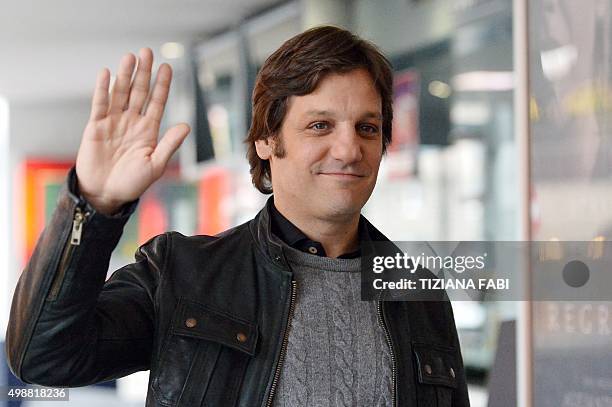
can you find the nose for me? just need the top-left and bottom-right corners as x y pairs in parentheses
(329, 125), (363, 164)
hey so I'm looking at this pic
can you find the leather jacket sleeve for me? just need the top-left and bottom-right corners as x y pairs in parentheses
(5, 167), (165, 387)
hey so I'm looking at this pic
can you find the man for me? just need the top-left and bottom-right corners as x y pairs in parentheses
(6, 26), (469, 406)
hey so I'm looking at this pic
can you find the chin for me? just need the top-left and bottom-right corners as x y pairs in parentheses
(321, 194), (367, 218)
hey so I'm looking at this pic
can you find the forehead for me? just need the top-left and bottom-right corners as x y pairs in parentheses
(285, 68), (382, 118)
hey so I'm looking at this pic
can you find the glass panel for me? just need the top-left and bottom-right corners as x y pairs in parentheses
(529, 0), (612, 405)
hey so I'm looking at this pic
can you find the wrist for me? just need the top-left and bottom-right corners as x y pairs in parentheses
(87, 200), (125, 217)
(81, 193), (125, 216)
(76, 182), (125, 216)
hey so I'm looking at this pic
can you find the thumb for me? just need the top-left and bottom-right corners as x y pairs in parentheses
(151, 123), (190, 175)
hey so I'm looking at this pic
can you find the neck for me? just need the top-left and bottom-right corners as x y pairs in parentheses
(273, 200), (360, 258)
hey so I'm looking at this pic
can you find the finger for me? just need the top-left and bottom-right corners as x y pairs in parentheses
(108, 53), (136, 114)
(127, 48), (153, 114)
(151, 123), (190, 175)
(89, 68), (110, 121)
(144, 63), (172, 123)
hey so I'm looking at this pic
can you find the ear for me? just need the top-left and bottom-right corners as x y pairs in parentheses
(254, 138), (273, 160)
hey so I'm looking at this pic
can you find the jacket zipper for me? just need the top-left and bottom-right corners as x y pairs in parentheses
(265, 279), (297, 407)
(47, 206), (89, 301)
(377, 300), (397, 407)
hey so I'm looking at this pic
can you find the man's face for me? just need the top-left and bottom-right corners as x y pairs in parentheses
(256, 68), (384, 222)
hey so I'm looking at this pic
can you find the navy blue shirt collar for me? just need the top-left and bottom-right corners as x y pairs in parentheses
(269, 197), (361, 259)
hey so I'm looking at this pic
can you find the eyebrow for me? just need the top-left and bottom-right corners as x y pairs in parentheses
(304, 109), (383, 121)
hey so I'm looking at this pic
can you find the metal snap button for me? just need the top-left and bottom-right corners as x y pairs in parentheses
(236, 332), (248, 343)
(424, 364), (432, 375)
(449, 367), (455, 378)
(308, 246), (318, 254)
(274, 255), (281, 261)
(185, 318), (197, 328)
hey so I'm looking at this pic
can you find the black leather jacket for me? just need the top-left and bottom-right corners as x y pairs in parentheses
(6, 169), (470, 407)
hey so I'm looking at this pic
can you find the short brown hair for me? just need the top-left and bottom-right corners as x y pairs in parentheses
(245, 25), (394, 194)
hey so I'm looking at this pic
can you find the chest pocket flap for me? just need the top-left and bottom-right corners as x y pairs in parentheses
(171, 297), (258, 355)
(413, 342), (458, 389)
(152, 298), (258, 406)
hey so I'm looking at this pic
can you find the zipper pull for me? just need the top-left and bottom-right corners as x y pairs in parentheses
(70, 208), (88, 245)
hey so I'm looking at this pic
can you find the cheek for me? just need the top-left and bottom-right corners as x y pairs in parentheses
(272, 150), (321, 184)
(365, 147), (383, 170)
(297, 144), (329, 171)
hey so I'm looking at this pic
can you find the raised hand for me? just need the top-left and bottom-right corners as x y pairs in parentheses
(75, 48), (190, 215)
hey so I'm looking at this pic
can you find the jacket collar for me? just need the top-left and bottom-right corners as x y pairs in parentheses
(249, 196), (389, 270)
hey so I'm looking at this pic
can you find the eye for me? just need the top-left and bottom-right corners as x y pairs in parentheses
(359, 124), (380, 136)
(309, 122), (330, 131)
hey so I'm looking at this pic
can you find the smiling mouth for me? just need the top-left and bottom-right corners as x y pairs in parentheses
(319, 172), (365, 179)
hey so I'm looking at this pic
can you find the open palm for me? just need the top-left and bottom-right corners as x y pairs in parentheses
(76, 48), (190, 215)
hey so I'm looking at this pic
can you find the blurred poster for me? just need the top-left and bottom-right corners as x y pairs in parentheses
(391, 69), (420, 152)
(387, 69), (420, 179)
(22, 160), (73, 262)
(196, 166), (231, 236)
(529, 0), (612, 406)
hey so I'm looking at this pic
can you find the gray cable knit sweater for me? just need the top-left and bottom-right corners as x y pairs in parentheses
(272, 244), (393, 407)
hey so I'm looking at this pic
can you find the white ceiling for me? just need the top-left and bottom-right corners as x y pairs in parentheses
(0, 0), (283, 103)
